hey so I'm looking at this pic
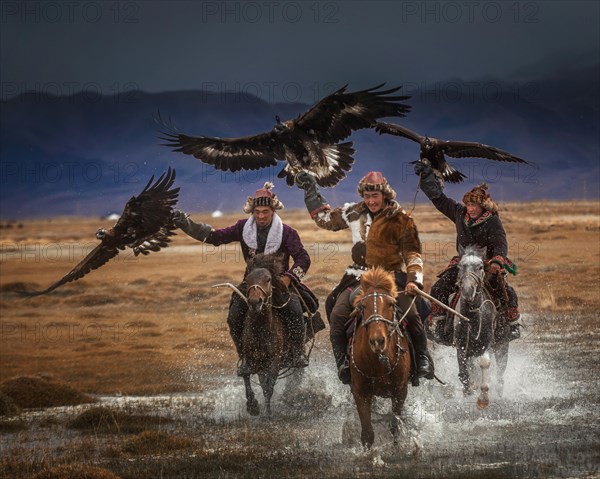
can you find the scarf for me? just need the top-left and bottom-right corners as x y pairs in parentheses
(242, 213), (283, 255)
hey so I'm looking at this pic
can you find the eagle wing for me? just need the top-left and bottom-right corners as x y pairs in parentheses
(159, 116), (280, 172)
(19, 243), (122, 296)
(374, 121), (425, 144)
(112, 167), (180, 244)
(21, 169), (180, 296)
(295, 84), (411, 143)
(441, 141), (528, 163)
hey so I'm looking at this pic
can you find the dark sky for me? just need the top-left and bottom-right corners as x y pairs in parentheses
(2, 1), (598, 102)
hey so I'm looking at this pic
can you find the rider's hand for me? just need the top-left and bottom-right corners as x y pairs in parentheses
(414, 160), (433, 177)
(280, 275), (292, 288)
(171, 210), (189, 228)
(488, 262), (502, 274)
(405, 282), (419, 296)
(295, 171), (317, 190)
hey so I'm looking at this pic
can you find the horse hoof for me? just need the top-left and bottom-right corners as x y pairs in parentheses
(476, 397), (489, 409)
(247, 399), (260, 416)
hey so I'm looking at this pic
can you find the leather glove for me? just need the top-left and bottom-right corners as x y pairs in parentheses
(172, 210), (212, 241)
(414, 160), (433, 176)
(295, 171), (317, 190)
(171, 210), (189, 228)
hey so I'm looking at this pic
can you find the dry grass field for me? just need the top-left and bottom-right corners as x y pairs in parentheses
(0, 200), (598, 478)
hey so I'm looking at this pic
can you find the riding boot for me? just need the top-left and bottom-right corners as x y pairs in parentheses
(227, 292), (250, 376)
(331, 333), (351, 385)
(506, 308), (523, 341)
(290, 332), (310, 369)
(282, 297), (309, 369)
(407, 317), (435, 380)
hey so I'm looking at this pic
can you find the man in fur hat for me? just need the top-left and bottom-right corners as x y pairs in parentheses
(414, 161), (522, 342)
(296, 170), (435, 384)
(172, 182), (312, 375)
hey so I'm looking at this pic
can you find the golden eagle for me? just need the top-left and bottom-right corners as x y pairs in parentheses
(375, 122), (528, 183)
(22, 168), (179, 296)
(159, 84), (411, 187)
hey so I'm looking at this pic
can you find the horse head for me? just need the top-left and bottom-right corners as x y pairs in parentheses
(354, 267), (398, 356)
(457, 245), (486, 303)
(245, 253), (285, 313)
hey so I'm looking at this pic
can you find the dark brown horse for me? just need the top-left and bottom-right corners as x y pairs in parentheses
(349, 267), (412, 448)
(214, 255), (287, 416)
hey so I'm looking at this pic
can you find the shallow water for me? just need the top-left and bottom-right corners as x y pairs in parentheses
(1, 313), (599, 478)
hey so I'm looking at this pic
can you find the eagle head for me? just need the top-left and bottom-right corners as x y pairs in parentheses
(96, 228), (107, 240)
(273, 115), (288, 132)
(423, 137), (433, 150)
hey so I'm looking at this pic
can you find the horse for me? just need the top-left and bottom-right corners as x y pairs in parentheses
(349, 266), (412, 448)
(452, 245), (510, 407)
(213, 255), (289, 417)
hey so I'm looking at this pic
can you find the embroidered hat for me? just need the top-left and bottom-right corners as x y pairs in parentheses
(462, 183), (498, 213)
(242, 182), (284, 213)
(357, 171), (396, 200)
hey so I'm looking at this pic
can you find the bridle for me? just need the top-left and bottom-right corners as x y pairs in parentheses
(455, 259), (496, 341)
(357, 292), (398, 332)
(350, 290), (412, 378)
(247, 282), (292, 310)
(247, 283), (272, 310)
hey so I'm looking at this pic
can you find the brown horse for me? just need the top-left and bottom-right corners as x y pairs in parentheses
(350, 267), (412, 448)
(215, 255), (287, 416)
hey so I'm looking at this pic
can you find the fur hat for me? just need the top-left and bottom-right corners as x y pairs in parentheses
(357, 171), (396, 200)
(242, 182), (284, 214)
(462, 183), (498, 213)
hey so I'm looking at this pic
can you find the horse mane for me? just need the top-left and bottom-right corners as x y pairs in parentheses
(460, 245), (485, 268)
(247, 253), (286, 292)
(354, 266), (398, 305)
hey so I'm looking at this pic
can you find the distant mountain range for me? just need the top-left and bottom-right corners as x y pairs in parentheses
(1, 61), (598, 218)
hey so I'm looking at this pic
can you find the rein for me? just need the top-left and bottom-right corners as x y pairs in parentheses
(247, 283), (292, 310)
(350, 291), (414, 379)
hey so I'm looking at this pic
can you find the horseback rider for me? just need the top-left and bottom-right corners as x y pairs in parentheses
(296, 170), (435, 384)
(414, 161), (523, 341)
(172, 182), (313, 375)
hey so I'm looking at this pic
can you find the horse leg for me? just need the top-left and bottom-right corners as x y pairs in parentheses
(259, 372), (277, 418)
(353, 392), (375, 449)
(477, 352), (491, 409)
(390, 394), (407, 446)
(494, 341), (510, 397)
(243, 374), (260, 416)
(457, 349), (473, 396)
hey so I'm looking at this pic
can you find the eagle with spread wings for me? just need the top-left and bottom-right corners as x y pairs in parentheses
(159, 84), (411, 187)
(22, 168), (179, 296)
(375, 122), (528, 183)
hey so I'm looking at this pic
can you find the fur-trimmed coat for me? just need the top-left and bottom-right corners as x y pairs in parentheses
(312, 200), (424, 286)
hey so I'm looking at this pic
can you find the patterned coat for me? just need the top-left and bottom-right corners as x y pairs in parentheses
(312, 200), (424, 287)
